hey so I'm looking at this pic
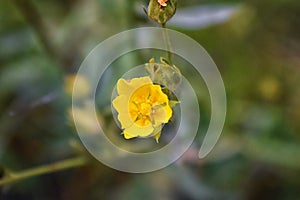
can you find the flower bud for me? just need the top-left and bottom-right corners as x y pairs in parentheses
(147, 0), (177, 24)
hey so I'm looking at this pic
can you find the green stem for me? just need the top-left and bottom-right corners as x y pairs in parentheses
(161, 23), (173, 64)
(0, 156), (88, 186)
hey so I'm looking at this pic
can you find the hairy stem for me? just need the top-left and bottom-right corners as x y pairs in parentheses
(161, 23), (173, 64)
(0, 156), (88, 186)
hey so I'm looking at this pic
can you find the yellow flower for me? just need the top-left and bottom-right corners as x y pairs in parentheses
(64, 74), (91, 99)
(112, 76), (172, 142)
(158, 0), (168, 7)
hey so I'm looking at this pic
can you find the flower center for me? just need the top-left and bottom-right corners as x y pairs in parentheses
(129, 84), (153, 127)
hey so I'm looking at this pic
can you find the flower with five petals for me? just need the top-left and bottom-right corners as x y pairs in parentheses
(112, 76), (172, 142)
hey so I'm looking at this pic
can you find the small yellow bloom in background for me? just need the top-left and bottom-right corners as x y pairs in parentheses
(158, 0), (168, 7)
(112, 76), (172, 142)
(64, 74), (91, 99)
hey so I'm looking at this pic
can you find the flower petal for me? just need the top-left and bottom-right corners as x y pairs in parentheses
(125, 123), (154, 138)
(130, 76), (152, 89)
(118, 113), (134, 129)
(112, 95), (129, 113)
(123, 131), (136, 139)
(112, 95), (134, 129)
(117, 79), (133, 95)
(150, 85), (169, 104)
(151, 104), (172, 127)
(117, 77), (152, 96)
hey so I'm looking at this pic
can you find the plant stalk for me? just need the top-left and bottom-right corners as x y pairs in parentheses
(0, 156), (88, 186)
(161, 23), (173, 64)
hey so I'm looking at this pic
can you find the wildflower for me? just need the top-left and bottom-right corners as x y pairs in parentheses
(112, 76), (172, 142)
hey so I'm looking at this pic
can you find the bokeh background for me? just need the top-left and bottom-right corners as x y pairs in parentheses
(1, 0), (300, 199)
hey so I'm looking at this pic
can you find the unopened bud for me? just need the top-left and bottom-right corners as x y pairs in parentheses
(147, 0), (177, 24)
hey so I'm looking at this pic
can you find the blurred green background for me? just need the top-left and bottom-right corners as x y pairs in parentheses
(1, 0), (300, 199)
